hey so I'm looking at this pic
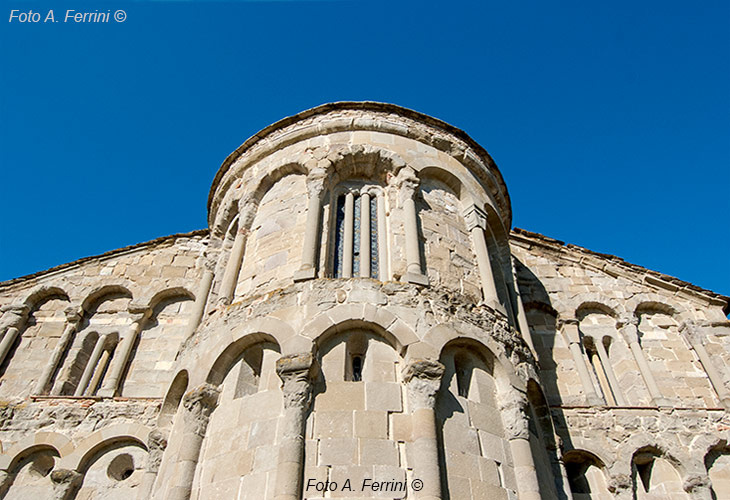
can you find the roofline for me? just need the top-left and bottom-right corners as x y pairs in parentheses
(510, 228), (730, 314)
(0, 229), (209, 290)
(208, 100), (512, 220)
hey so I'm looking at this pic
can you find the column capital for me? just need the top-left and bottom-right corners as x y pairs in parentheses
(126, 304), (152, 323)
(50, 469), (83, 500)
(305, 164), (329, 198)
(0, 303), (29, 330)
(182, 384), (221, 435)
(393, 166), (419, 200)
(683, 473), (712, 494)
(619, 320), (640, 344)
(606, 473), (632, 495)
(498, 388), (530, 440)
(402, 359), (445, 410)
(679, 320), (703, 345)
(559, 319), (581, 344)
(146, 428), (169, 474)
(63, 306), (84, 325)
(462, 204), (488, 231)
(276, 353), (317, 410)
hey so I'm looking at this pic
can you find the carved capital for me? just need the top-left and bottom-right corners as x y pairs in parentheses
(619, 320), (640, 344)
(402, 359), (445, 410)
(276, 353), (317, 410)
(50, 469), (83, 500)
(683, 473), (711, 493)
(462, 204), (488, 232)
(63, 306), (83, 325)
(498, 389), (530, 440)
(560, 319), (581, 345)
(394, 166), (419, 201)
(606, 473), (632, 494)
(679, 320), (702, 346)
(182, 384), (220, 436)
(146, 428), (169, 473)
(306, 164), (329, 199)
(0, 304), (29, 331)
(127, 303), (152, 322)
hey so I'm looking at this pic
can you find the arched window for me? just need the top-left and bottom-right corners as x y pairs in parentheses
(331, 185), (386, 279)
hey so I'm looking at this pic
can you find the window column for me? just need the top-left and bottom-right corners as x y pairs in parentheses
(619, 319), (670, 407)
(463, 204), (501, 310)
(342, 191), (355, 278)
(0, 304), (29, 368)
(561, 320), (603, 406)
(294, 173), (326, 282)
(396, 167), (428, 286)
(34, 307), (83, 395)
(99, 305), (151, 397)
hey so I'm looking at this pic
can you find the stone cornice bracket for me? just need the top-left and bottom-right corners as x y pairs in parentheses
(498, 388), (530, 441)
(462, 204), (488, 232)
(50, 469), (83, 500)
(182, 384), (221, 436)
(276, 352), (318, 410)
(146, 428), (169, 474)
(0, 303), (30, 331)
(402, 359), (445, 410)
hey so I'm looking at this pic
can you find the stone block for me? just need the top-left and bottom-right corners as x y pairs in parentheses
(354, 411), (388, 439)
(365, 382), (402, 412)
(314, 411), (353, 439)
(359, 438), (399, 466)
(319, 438), (358, 466)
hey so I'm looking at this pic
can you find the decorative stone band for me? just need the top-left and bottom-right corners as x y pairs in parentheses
(402, 358), (445, 410)
(50, 469), (84, 500)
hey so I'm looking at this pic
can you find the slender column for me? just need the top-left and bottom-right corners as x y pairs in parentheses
(377, 192), (388, 280)
(50, 469), (83, 500)
(138, 429), (168, 500)
(397, 167), (428, 285)
(0, 304), (30, 368)
(561, 321), (603, 406)
(218, 227), (247, 304)
(511, 257), (536, 354)
(98, 306), (151, 397)
(294, 175), (326, 282)
(34, 307), (83, 395)
(620, 320), (670, 407)
(403, 359), (445, 500)
(591, 336), (627, 406)
(182, 262), (214, 341)
(86, 344), (113, 396)
(360, 191), (371, 278)
(343, 191), (355, 278)
(74, 333), (109, 396)
(274, 353), (317, 500)
(556, 456), (575, 500)
(165, 384), (220, 500)
(681, 321), (730, 409)
(499, 388), (541, 500)
(463, 205), (501, 310)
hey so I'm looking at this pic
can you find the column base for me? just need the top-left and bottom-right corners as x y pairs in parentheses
(293, 267), (316, 282)
(97, 388), (116, 398)
(403, 272), (429, 286)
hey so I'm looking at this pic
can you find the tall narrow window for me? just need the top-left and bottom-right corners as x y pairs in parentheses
(332, 188), (381, 279)
(351, 356), (363, 382)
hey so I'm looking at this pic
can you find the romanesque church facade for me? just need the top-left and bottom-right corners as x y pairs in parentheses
(0, 102), (728, 500)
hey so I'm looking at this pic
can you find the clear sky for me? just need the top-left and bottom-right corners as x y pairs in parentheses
(1, 0), (728, 297)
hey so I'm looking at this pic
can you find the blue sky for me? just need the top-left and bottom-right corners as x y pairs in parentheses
(1, 0), (728, 297)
